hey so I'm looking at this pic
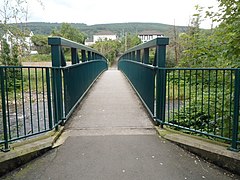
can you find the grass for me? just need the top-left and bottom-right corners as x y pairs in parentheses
(21, 54), (51, 62)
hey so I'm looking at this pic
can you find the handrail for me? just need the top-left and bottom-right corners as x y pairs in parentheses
(48, 36), (102, 55)
(48, 36), (108, 67)
(124, 37), (169, 54)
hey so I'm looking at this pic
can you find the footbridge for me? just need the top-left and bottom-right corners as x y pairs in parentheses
(0, 37), (239, 179)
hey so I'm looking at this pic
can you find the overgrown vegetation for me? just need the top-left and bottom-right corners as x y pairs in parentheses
(167, 1), (240, 142)
(51, 23), (87, 44)
(0, 39), (22, 91)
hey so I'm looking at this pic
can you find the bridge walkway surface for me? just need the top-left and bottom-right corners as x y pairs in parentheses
(2, 69), (238, 180)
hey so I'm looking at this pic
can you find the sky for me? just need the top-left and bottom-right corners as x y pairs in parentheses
(7, 0), (220, 29)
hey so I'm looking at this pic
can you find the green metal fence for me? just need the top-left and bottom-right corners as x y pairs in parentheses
(118, 60), (155, 115)
(63, 60), (108, 119)
(118, 37), (240, 151)
(0, 66), (53, 151)
(0, 37), (108, 151)
(164, 68), (240, 151)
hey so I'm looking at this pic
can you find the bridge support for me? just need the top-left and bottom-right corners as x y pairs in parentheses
(0, 69), (10, 151)
(155, 39), (169, 127)
(50, 45), (64, 129)
(229, 69), (240, 151)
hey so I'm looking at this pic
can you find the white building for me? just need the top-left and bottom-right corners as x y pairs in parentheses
(1, 30), (34, 52)
(138, 31), (164, 43)
(93, 31), (117, 43)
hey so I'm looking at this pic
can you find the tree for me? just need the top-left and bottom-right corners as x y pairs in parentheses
(0, 0), (43, 65)
(0, 39), (20, 66)
(52, 23), (87, 44)
(121, 33), (141, 51)
(92, 39), (121, 65)
(11, 43), (20, 65)
(0, 39), (11, 65)
(217, 0), (240, 67)
(0, 0), (43, 24)
(31, 34), (50, 54)
(0, 39), (21, 90)
(178, 6), (207, 67)
(177, 3), (240, 68)
(203, 0), (240, 67)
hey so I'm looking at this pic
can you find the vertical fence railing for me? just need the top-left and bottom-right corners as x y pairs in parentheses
(118, 37), (239, 151)
(0, 37), (107, 151)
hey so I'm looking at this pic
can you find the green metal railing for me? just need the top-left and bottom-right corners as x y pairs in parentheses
(48, 37), (108, 125)
(0, 37), (108, 151)
(165, 68), (240, 151)
(118, 38), (169, 121)
(0, 66), (53, 151)
(118, 37), (240, 151)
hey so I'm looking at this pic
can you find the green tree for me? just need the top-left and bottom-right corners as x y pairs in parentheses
(52, 23), (87, 44)
(177, 4), (240, 68)
(11, 44), (20, 65)
(0, 39), (11, 65)
(92, 39), (121, 65)
(0, 40), (21, 90)
(172, 1), (240, 139)
(31, 34), (50, 54)
(0, 40), (20, 66)
(121, 33), (141, 51)
(177, 1), (240, 74)
(214, 0), (240, 67)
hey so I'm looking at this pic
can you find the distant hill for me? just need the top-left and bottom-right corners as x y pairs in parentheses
(17, 22), (189, 38)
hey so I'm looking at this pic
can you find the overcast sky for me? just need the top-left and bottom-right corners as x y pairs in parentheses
(24, 0), (219, 29)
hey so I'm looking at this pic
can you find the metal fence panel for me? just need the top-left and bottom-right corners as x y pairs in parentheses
(118, 60), (155, 116)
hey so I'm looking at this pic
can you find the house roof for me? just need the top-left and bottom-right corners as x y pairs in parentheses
(94, 31), (116, 36)
(138, 30), (164, 36)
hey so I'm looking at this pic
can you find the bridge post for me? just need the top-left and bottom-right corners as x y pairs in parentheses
(48, 38), (65, 129)
(229, 69), (240, 151)
(0, 68), (10, 151)
(155, 38), (169, 127)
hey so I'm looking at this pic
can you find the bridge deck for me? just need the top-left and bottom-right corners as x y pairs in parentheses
(2, 70), (234, 180)
(66, 69), (154, 134)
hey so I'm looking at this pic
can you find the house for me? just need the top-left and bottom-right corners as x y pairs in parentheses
(138, 31), (164, 43)
(85, 31), (117, 46)
(93, 31), (117, 43)
(1, 30), (34, 53)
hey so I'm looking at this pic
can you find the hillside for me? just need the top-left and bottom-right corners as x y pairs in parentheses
(20, 22), (188, 38)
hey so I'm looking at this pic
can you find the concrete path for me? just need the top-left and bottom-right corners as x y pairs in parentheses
(2, 70), (238, 180)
